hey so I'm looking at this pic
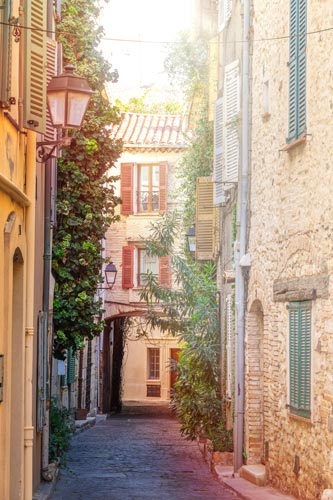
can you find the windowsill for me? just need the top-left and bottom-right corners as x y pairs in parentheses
(133, 212), (162, 216)
(288, 412), (313, 425)
(280, 136), (307, 152)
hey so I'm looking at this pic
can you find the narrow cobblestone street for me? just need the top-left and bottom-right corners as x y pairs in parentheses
(50, 413), (240, 500)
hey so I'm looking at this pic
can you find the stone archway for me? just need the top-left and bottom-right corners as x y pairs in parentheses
(245, 299), (264, 465)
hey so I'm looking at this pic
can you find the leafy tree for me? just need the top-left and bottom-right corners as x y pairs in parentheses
(131, 213), (232, 450)
(52, 0), (122, 358)
(164, 32), (209, 101)
(115, 92), (182, 115)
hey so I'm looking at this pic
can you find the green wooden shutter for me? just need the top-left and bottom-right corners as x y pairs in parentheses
(287, 0), (307, 143)
(67, 347), (76, 385)
(23, 0), (47, 133)
(289, 301), (311, 418)
(0, 0), (12, 107)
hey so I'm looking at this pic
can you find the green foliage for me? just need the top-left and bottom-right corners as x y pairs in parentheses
(176, 117), (214, 227)
(52, 0), (122, 358)
(133, 213), (232, 451)
(115, 91), (182, 115)
(164, 32), (210, 101)
(49, 399), (73, 464)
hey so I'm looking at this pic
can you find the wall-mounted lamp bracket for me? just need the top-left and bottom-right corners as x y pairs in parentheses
(36, 136), (72, 163)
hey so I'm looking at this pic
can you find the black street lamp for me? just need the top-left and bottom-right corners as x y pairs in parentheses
(104, 263), (118, 290)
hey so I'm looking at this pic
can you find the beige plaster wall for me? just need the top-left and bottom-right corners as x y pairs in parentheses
(122, 328), (181, 403)
(247, 1), (333, 498)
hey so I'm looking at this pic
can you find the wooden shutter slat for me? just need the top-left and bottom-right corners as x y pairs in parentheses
(159, 162), (167, 212)
(122, 246), (134, 288)
(214, 97), (224, 204)
(158, 255), (171, 288)
(196, 177), (214, 261)
(287, 0), (307, 143)
(45, 39), (57, 142)
(23, 0), (47, 133)
(120, 164), (134, 215)
(289, 301), (311, 418)
(224, 61), (239, 184)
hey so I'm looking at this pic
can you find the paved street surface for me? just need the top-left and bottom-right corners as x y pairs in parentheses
(51, 413), (240, 500)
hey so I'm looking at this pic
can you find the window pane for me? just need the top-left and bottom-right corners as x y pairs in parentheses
(139, 249), (158, 285)
(148, 348), (160, 380)
(137, 165), (160, 212)
(152, 166), (159, 187)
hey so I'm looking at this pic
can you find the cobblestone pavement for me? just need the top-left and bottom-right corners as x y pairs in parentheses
(50, 413), (240, 500)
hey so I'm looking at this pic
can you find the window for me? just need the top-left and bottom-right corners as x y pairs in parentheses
(146, 384), (161, 397)
(120, 162), (167, 215)
(213, 61), (239, 198)
(147, 348), (160, 380)
(195, 177), (214, 261)
(138, 249), (158, 286)
(122, 245), (171, 290)
(289, 301), (311, 418)
(287, 0), (307, 143)
(137, 165), (160, 212)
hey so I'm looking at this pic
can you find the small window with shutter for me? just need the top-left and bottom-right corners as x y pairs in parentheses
(289, 301), (311, 419)
(120, 162), (167, 215)
(224, 60), (239, 185)
(23, 0), (47, 133)
(213, 97), (224, 205)
(287, 0), (307, 143)
(195, 177), (214, 261)
(122, 245), (171, 290)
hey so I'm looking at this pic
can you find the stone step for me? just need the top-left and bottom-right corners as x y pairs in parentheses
(239, 464), (267, 486)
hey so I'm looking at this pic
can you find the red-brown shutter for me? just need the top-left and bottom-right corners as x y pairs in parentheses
(122, 246), (134, 288)
(120, 163), (134, 215)
(158, 256), (171, 288)
(159, 162), (167, 212)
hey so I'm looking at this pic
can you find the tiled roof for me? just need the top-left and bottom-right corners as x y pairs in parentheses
(109, 112), (191, 149)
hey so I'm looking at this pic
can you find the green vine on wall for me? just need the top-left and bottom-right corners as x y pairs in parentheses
(52, 0), (122, 358)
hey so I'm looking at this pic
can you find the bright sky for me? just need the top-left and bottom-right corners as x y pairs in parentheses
(99, 0), (194, 100)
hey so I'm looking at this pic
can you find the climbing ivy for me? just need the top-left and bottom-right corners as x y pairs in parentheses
(52, 0), (122, 358)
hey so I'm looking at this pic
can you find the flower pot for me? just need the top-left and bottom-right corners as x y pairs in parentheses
(75, 408), (88, 420)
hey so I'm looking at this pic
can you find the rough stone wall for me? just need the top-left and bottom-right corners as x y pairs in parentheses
(247, 1), (333, 498)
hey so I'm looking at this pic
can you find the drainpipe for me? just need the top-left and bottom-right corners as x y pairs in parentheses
(24, 131), (36, 500)
(234, 0), (250, 472)
(41, 158), (52, 480)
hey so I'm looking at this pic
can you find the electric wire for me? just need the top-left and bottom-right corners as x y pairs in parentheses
(1, 19), (333, 45)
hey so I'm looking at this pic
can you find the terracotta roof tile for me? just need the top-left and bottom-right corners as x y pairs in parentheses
(110, 112), (191, 149)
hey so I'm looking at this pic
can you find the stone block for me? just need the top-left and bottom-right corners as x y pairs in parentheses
(239, 464), (267, 486)
(322, 490), (333, 500)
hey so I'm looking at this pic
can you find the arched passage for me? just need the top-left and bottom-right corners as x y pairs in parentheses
(245, 299), (264, 464)
(102, 316), (126, 414)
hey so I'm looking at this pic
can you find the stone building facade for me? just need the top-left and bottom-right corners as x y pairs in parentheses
(246, 0), (333, 498)
(101, 112), (189, 412)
